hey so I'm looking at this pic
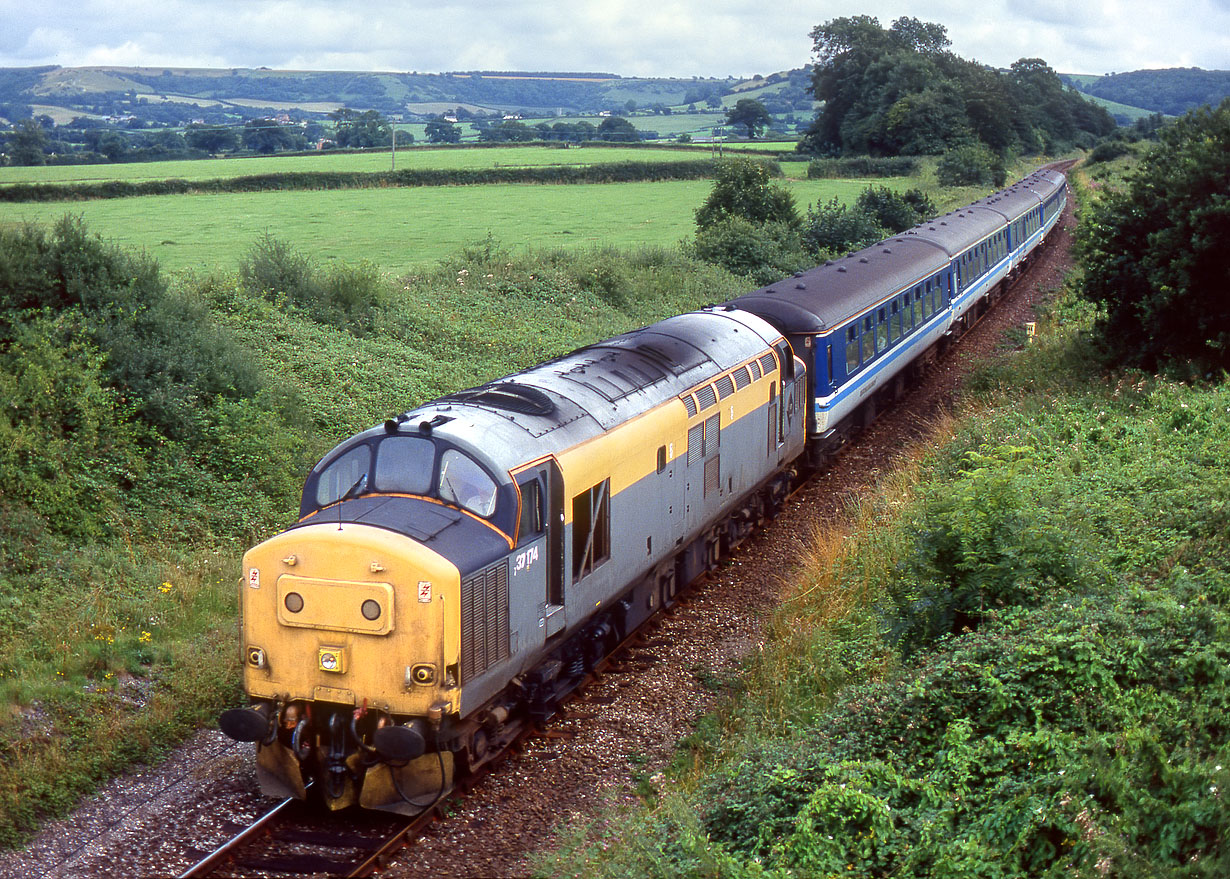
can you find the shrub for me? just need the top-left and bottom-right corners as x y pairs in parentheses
(1078, 98), (1230, 371)
(694, 157), (800, 231)
(936, 142), (1004, 187)
(1088, 140), (1131, 163)
(801, 196), (886, 258)
(687, 217), (809, 285)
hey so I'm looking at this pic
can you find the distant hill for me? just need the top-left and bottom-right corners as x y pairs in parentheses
(1063, 67), (1230, 117)
(0, 65), (817, 128)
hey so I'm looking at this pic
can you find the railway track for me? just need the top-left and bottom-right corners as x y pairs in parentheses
(176, 626), (670, 878)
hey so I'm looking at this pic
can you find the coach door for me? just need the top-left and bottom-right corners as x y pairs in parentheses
(514, 458), (566, 638)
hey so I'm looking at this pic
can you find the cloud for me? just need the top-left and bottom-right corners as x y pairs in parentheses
(0, 0), (1226, 78)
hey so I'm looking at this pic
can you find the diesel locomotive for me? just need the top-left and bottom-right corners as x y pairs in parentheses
(220, 167), (1067, 815)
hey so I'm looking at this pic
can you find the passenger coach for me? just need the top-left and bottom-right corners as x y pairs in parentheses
(730, 169), (1066, 459)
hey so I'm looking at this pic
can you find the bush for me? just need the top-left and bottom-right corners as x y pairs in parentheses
(1088, 140), (1131, 164)
(883, 444), (1081, 652)
(936, 142), (1005, 187)
(1078, 98), (1230, 372)
(0, 217), (260, 440)
(801, 196), (886, 258)
(694, 157), (799, 231)
(687, 218), (809, 285)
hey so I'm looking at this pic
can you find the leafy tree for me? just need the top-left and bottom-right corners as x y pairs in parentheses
(596, 116), (638, 142)
(695, 158), (800, 230)
(7, 118), (50, 165)
(330, 108), (390, 148)
(243, 119), (301, 154)
(478, 120), (534, 142)
(799, 15), (1113, 157)
(184, 123), (239, 154)
(425, 119), (461, 143)
(725, 98), (773, 138)
(1078, 98), (1230, 371)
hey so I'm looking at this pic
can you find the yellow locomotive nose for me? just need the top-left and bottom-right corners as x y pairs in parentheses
(240, 522), (462, 718)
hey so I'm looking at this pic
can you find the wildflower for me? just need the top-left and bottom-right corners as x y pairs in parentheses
(139, 631), (152, 643)
(159, 582), (173, 593)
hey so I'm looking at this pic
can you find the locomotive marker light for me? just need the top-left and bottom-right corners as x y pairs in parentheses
(318, 647), (345, 673)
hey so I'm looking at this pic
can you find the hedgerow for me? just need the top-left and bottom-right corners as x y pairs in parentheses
(0, 160), (727, 203)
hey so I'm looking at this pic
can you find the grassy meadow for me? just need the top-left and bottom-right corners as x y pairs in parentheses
(2, 176), (905, 275)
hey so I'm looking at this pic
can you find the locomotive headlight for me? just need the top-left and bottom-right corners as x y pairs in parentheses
(406, 663), (435, 686)
(361, 599), (381, 621)
(318, 646), (345, 674)
(247, 646), (267, 669)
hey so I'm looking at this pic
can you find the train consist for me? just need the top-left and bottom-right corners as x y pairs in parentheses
(220, 168), (1067, 815)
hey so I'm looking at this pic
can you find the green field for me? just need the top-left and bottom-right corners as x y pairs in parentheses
(0, 145), (716, 186)
(3, 177), (894, 275)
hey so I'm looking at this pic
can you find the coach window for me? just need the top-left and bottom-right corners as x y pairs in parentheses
(572, 479), (611, 580)
(876, 307), (889, 352)
(861, 316), (876, 362)
(889, 300), (901, 343)
(845, 326), (860, 374)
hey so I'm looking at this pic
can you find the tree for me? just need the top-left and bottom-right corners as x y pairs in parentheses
(596, 116), (638, 142)
(185, 123), (239, 154)
(243, 119), (300, 154)
(330, 109), (390, 148)
(8, 118), (50, 165)
(726, 99), (773, 139)
(1078, 98), (1230, 372)
(695, 158), (800, 230)
(425, 119), (461, 143)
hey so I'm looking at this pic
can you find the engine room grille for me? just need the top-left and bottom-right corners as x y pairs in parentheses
(460, 561), (510, 683)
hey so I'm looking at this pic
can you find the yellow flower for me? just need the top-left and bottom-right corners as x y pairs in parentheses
(139, 631), (152, 643)
(159, 582), (173, 593)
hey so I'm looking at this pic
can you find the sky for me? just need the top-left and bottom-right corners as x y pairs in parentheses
(2, 0), (1228, 79)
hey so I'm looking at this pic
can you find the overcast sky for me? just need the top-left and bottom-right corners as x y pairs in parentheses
(3, 1), (1228, 79)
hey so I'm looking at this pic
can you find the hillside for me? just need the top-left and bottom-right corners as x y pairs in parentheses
(1063, 66), (1230, 117)
(0, 65), (817, 128)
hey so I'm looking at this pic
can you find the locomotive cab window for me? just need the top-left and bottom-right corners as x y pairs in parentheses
(439, 449), (497, 518)
(516, 475), (544, 541)
(316, 445), (371, 506)
(373, 436), (435, 495)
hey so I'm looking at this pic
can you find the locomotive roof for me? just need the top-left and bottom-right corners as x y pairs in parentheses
(366, 307), (784, 476)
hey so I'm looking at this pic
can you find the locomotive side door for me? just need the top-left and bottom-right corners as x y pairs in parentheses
(513, 458), (566, 640)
